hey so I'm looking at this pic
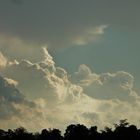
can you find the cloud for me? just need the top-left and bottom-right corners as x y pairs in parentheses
(0, 34), (43, 62)
(0, 0), (139, 58)
(42, 47), (55, 70)
(0, 0), (138, 50)
(0, 75), (36, 120)
(0, 48), (140, 131)
(0, 74), (57, 130)
(72, 25), (108, 45)
(0, 48), (85, 105)
(0, 51), (7, 68)
(71, 64), (138, 102)
(0, 24), (108, 62)
(0, 0), (109, 57)
(71, 64), (99, 86)
(0, 0), (140, 130)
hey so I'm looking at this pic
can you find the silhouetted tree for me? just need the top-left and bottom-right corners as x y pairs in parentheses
(89, 126), (100, 140)
(0, 120), (140, 140)
(49, 129), (62, 140)
(12, 127), (33, 140)
(0, 129), (6, 140)
(64, 124), (88, 140)
(100, 127), (114, 140)
(40, 129), (49, 140)
(113, 119), (137, 140)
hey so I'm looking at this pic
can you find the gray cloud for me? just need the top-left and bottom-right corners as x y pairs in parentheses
(0, 0), (139, 60)
(0, 75), (36, 120)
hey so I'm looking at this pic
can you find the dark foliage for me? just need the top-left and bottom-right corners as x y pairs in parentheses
(0, 119), (140, 140)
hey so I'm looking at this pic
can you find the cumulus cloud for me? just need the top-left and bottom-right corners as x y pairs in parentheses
(0, 48), (85, 105)
(0, 0), (140, 131)
(71, 64), (99, 86)
(0, 75), (36, 120)
(42, 47), (55, 70)
(0, 74), (57, 130)
(71, 64), (138, 102)
(0, 48), (140, 131)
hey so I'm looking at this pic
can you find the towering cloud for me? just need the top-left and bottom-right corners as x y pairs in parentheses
(0, 48), (140, 131)
(72, 64), (138, 102)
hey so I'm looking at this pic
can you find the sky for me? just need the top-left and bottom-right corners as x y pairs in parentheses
(0, 0), (140, 131)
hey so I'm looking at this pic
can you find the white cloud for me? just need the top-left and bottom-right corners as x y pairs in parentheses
(4, 77), (18, 86)
(42, 47), (55, 69)
(0, 51), (7, 68)
(71, 64), (100, 87)
(0, 48), (140, 131)
(0, 48), (85, 105)
(72, 64), (138, 102)
(72, 25), (108, 45)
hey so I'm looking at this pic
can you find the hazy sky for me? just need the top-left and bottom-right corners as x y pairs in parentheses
(0, 0), (140, 131)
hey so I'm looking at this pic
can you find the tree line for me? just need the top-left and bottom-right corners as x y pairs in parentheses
(0, 119), (140, 140)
